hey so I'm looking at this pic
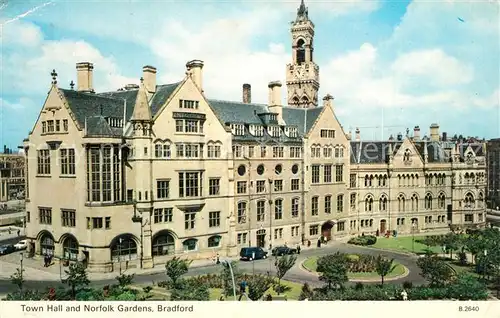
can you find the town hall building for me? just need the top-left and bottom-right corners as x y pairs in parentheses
(24, 0), (486, 272)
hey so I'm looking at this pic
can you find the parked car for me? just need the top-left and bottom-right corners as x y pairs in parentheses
(0, 244), (16, 255)
(14, 240), (28, 250)
(271, 246), (297, 256)
(240, 247), (268, 261)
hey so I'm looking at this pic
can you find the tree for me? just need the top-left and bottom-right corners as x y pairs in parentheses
(247, 275), (273, 301)
(416, 253), (454, 287)
(220, 261), (240, 297)
(375, 255), (396, 285)
(298, 283), (314, 300)
(443, 233), (460, 260)
(10, 267), (25, 292)
(446, 273), (488, 300)
(64, 262), (90, 299)
(274, 254), (297, 294)
(165, 257), (192, 289)
(116, 273), (135, 288)
(170, 280), (210, 301)
(316, 253), (349, 290)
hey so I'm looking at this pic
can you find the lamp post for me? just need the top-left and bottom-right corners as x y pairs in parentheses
(20, 252), (23, 293)
(412, 222), (416, 253)
(222, 260), (237, 301)
(483, 249), (488, 281)
(119, 237), (123, 275)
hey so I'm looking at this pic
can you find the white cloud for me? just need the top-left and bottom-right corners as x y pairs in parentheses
(0, 97), (35, 110)
(0, 19), (44, 47)
(4, 37), (138, 94)
(391, 49), (474, 86)
(151, 8), (290, 103)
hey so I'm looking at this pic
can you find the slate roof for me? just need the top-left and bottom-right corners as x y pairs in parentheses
(350, 140), (455, 164)
(58, 79), (324, 140)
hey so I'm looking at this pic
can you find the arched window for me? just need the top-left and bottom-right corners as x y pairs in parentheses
(438, 193), (446, 209)
(152, 232), (175, 256)
(296, 39), (306, 64)
(365, 195), (374, 212)
(62, 236), (79, 261)
(403, 149), (411, 162)
(411, 194), (418, 211)
(365, 175), (369, 187)
(369, 175), (374, 187)
(40, 233), (55, 256)
(183, 238), (198, 252)
(111, 235), (137, 261)
(237, 201), (247, 224)
(379, 195), (387, 211)
(464, 193), (475, 208)
(383, 175), (387, 187)
(478, 192), (484, 208)
(208, 235), (222, 248)
(398, 194), (406, 212)
(425, 193), (433, 210)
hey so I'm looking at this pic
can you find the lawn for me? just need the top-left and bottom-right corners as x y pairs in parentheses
(303, 256), (407, 280)
(133, 280), (303, 301)
(371, 235), (442, 254)
(209, 280), (303, 300)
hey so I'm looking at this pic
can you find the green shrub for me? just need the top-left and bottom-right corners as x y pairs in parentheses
(348, 235), (377, 246)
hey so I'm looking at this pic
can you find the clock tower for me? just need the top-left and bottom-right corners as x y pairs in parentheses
(286, 0), (320, 108)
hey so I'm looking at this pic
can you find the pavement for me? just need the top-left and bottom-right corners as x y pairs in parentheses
(0, 239), (426, 297)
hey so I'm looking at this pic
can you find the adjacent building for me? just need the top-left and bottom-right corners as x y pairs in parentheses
(24, 1), (486, 272)
(486, 139), (500, 209)
(0, 150), (25, 202)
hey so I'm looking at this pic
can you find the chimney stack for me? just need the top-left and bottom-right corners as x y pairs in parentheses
(355, 128), (360, 141)
(442, 132), (447, 141)
(322, 94), (334, 109)
(142, 65), (157, 94)
(430, 123), (440, 142)
(413, 126), (421, 141)
(186, 60), (204, 92)
(268, 81), (283, 124)
(242, 84), (251, 103)
(76, 62), (94, 93)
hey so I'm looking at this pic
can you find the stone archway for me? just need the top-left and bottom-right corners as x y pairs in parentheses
(321, 221), (335, 241)
(37, 231), (55, 256)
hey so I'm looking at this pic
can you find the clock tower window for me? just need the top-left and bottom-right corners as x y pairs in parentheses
(296, 39), (306, 64)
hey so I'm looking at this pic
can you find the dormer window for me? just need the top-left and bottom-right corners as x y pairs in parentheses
(179, 99), (199, 109)
(268, 125), (281, 138)
(106, 117), (124, 128)
(249, 125), (264, 137)
(231, 124), (245, 136)
(285, 126), (299, 138)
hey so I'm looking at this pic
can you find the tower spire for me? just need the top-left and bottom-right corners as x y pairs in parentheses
(296, 0), (308, 21)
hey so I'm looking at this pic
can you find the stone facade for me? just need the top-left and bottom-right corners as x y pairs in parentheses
(486, 138), (500, 210)
(23, 1), (486, 272)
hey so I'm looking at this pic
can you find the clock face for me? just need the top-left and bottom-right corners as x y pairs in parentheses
(294, 68), (303, 78)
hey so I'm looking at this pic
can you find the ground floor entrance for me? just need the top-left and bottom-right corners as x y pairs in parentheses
(256, 229), (266, 248)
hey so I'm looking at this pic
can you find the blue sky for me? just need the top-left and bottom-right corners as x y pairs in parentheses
(0, 0), (498, 149)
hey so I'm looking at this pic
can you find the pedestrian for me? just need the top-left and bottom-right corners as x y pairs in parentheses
(401, 289), (408, 301)
(297, 245), (301, 254)
(43, 254), (48, 267)
(238, 280), (247, 301)
(17, 229), (20, 237)
(216, 253), (220, 264)
(317, 239), (321, 248)
(8, 227), (11, 234)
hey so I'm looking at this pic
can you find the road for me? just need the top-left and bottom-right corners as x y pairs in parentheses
(0, 242), (424, 296)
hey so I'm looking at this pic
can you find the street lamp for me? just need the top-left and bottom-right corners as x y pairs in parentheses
(411, 222), (417, 253)
(222, 260), (237, 301)
(119, 238), (123, 275)
(20, 252), (23, 293)
(483, 249), (488, 281)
